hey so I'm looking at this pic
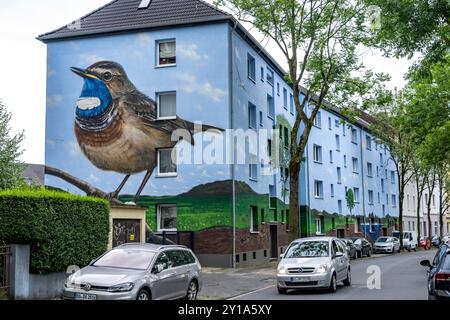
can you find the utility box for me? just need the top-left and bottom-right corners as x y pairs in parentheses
(109, 205), (147, 250)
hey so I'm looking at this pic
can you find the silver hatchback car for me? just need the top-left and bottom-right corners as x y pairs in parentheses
(277, 237), (351, 294)
(63, 243), (202, 300)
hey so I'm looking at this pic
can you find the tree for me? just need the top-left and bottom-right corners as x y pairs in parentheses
(0, 100), (25, 189)
(346, 188), (355, 216)
(410, 156), (428, 242)
(216, 0), (389, 241)
(366, 0), (450, 79)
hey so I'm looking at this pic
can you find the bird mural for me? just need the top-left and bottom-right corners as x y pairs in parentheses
(71, 61), (222, 203)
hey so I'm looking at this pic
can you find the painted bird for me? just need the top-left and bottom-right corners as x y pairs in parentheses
(71, 61), (221, 203)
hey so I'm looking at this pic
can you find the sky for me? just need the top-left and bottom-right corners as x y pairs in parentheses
(0, 0), (414, 165)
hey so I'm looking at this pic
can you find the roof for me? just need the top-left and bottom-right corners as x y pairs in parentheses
(37, 0), (232, 42)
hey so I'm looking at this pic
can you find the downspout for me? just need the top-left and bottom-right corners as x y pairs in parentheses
(359, 128), (366, 239)
(228, 23), (236, 268)
(305, 143), (311, 236)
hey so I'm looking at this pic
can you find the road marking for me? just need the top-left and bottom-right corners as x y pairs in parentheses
(227, 285), (276, 300)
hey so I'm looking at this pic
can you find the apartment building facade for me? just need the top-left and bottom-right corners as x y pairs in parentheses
(39, 0), (399, 267)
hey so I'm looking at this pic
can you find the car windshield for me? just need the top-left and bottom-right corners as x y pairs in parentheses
(377, 237), (391, 243)
(284, 241), (329, 258)
(93, 249), (156, 270)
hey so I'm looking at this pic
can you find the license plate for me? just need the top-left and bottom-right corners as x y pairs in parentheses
(74, 293), (97, 300)
(290, 277), (310, 282)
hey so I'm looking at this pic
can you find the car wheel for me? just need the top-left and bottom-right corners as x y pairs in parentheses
(277, 286), (288, 294)
(357, 250), (361, 258)
(413, 246), (417, 252)
(136, 288), (151, 301)
(328, 273), (337, 293)
(186, 280), (198, 300)
(428, 293), (437, 300)
(343, 268), (351, 286)
(366, 249), (371, 257)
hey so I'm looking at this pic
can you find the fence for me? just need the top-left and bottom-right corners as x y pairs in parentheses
(0, 244), (11, 298)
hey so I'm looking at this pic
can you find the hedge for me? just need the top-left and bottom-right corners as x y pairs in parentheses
(0, 189), (109, 274)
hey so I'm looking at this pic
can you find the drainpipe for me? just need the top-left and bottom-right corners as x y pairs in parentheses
(305, 143), (311, 237)
(359, 128), (366, 239)
(228, 23), (236, 268)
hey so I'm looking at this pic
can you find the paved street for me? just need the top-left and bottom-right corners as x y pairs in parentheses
(232, 250), (436, 300)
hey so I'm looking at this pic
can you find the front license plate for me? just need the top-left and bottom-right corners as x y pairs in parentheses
(74, 293), (97, 300)
(291, 277), (310, 282)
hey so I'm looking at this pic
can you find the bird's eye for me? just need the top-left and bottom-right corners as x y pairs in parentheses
(103, 72), (113, 81)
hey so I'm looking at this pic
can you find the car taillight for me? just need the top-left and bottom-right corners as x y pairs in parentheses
(435, 273), (450, 281)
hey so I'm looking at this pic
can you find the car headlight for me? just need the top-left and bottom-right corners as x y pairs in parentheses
(107, 282), (135, 292)
(64, 275), (77, 289)
(277, 265), (287, 274)
(316, 264), (328, 273)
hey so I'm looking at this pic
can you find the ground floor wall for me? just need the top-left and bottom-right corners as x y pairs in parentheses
(402, 213), (448, 237)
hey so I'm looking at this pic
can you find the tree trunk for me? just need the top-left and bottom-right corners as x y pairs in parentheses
(439, 174), (444, 238)
(415, 176), (422, 243)
(288, 159), (300, 242)
(398, 166), (404, 248)
(427, 174), (436, 240)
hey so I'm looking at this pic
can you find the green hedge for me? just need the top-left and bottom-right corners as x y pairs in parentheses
(0, 189), (109, 274)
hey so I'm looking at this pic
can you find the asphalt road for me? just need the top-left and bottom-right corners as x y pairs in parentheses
(233, 250), (437, 300)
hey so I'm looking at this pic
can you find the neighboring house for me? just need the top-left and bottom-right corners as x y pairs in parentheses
(23, 164), (45, 186)
(403, 179), (448, 238)
(38, 0), (399, 267)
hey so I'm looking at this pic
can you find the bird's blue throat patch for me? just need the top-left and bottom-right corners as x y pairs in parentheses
(76, 77), (112, 118)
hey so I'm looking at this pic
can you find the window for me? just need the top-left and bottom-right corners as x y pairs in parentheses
(366, 135), (372, 150)
(332, 217), (336, 230)
(425, 193), (428, 209)
(335, 119), (340, 127)
(331, 184), (334, 197)
(328, 117), (332, 130)
(380, 153), (383, 165)
(259, 111), (263, 127)
(247, 54), (256, 81)
(391, 171), (395, 184)
(329, 150), (333, 163)
(283, 88), (288, 109)
(392, 194), (396, 207)
(344, 155), (347, 167)
(157, 148), (176, 176)
(338, 200), (342, 214)
(376, 166), (379, 177)
(367, 162), (373, 177)
(248, 102), (256, 128)
(314, 180), (323, 198)
(434, 221), (438, 235)
(353, 187), (360, 203)
(352, 157), (359, 173)
(276, 82), (280, 95)
(355, 217), (361, 233)
(368, 190), (374, 204)
(342, 123), (346, 136)
(386, 193), (389, 205)
(260, 67), (264, 81)
(284, 127), (289, 148)
(432, 194), (436, 207)
(313, 145), (322, 163)
(267, 139), (272, 157)
(267, 94), (275, 118)
(313, 111), (322, 128)
(157, 40), (176, 66)
(370, 218), (375, 233)
(157, 205), (177, 231)
(377, 192), (380, 204)
(157, 92), (176, 119)
(316, 217), (322, 234)
(337, 167), (342, 183)
(249, 163), (258, 180)
(351, 128), (358, 144)
(266, 69), (274, 85)
(250, 206), (258, 232)
(335, 134), (340, 151)
(289, 94), (294, 114)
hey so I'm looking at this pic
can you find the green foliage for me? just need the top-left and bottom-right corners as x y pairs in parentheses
(345, 189), (355, 214)
(0, 189), (109, 274)
(0, 100), (25, 189)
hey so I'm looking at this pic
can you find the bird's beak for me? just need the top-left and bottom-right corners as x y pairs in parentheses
(70, 67), (99, 79)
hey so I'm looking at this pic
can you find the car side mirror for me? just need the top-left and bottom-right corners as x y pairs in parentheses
(335, 252), (343, 258)
(90, 259), (96, 265)
(420, 260), (431, 268)
(279, 254), (284, 259)
(152, 263), (164, 274)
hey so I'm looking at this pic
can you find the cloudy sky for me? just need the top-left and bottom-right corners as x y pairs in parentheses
(0, 0), (414, 165)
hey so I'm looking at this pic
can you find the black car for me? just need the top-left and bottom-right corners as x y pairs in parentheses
(346, 237), (372, 258)
(340, 239), (357, 259)
(431, 235), (441, 247)
(420, 243), (450, 300)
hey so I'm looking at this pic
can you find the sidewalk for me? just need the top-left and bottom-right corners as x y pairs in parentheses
(198, 262), (278, 300)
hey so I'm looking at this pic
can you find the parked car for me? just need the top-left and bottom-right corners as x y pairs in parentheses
(346, 237), (372, 258)
(277, 237), (351, 294)
(340, 239), (357, 259)
(420, 243), (450, 300)
(431, 235), (441, 247)
(393, 231), (417, 251)
(63, 243), (202, 300)
(442, 235), (450, 245)
(373, 236), (401, 254)
(419, 236), (432, 250)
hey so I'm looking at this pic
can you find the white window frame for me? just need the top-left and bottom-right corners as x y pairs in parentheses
(335, 134), (340, 151)
(247, 53), (256, 82)
(157, 204), (177, 232)
(337, 167), (342, 184)
(316, 217), (322, 234)
(250, 206), (259, 233)
(314, 180), (323, 199)
(353, 187), (360, 203)
(156, 91), (176, 120)
(367, 162), (373, 177)
(313, 111), (322, 128)
(351, 128), (357, 144)
(157, 148), (177, 177)
(156, 39), (176, 68)
(368, 190), (374, 205)
(352, 157), (359, 173)
(313, 145), (322, 163)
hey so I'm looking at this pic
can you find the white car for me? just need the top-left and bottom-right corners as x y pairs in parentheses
(277, 237), (351, 294)
(393, 231), (417, 251)
(373, 236), (401, 254)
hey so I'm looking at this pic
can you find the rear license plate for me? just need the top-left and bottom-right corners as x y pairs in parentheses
(74, 293), (97, 300)
(290, 277), (310, 282)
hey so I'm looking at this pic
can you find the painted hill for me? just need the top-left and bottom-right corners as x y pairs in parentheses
(180, 180), (258, 197)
